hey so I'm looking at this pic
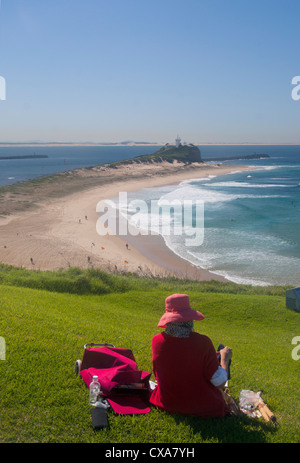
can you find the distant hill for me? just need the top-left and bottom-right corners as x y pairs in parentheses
(113, 144), (203, 166)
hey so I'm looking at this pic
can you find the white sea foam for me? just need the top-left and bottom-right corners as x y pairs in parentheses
(162, 221), (300, 286)
(179, 174), (217, 185)
(210, 271), (272, 286)
(159, 185), (285, 205)
(202, 181), (289, 188)
(258, 164), (295, 171)
(162, 237), (273, 286)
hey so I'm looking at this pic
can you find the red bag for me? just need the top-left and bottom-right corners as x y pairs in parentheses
(80, 346), (151, 414)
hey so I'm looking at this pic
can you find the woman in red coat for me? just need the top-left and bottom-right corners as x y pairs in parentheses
(149, 294), (232, 417)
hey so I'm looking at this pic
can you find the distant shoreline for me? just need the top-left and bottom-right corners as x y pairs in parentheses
(0, 142), (300, 147)
(0, 154), (48, 160)
(0, 143), (160, 147)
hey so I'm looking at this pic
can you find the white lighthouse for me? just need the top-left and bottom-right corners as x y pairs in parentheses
(175, 135), (181, 148)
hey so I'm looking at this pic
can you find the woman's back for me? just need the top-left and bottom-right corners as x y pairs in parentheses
(149, 331), (226, 417)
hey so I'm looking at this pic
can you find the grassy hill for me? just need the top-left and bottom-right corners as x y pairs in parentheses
(112, 144), (203, 165)
(0, 265), (299, 443)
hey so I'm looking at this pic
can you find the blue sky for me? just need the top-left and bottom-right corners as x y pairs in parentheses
(0, 0), (300, 144)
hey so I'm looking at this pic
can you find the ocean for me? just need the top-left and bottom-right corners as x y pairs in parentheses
(1, 144), (299, 286)
(0, 145), (159, 187)
(122, 146), (300, 287)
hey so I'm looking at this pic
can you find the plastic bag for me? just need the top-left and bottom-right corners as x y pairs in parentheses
(239, 390), (262, 418)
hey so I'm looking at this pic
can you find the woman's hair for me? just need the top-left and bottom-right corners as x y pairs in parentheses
(165, 320), (194, 338)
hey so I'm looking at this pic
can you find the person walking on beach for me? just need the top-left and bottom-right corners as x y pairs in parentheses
(149, 293), (232, 417)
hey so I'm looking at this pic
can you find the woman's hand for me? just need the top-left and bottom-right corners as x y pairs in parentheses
(220, 346), (232, 370)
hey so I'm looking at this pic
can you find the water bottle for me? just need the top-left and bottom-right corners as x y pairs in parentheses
(89, 375), (101, 405)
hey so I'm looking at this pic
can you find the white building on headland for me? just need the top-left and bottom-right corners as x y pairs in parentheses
(175, 135), (181, 148)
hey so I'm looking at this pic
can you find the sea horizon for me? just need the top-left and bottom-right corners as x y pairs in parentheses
(1, 141), (300, 148)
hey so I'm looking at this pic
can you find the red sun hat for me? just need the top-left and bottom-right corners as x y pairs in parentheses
(158, 294), (205, 328)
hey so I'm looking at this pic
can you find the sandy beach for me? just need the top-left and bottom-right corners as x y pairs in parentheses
(0, 161), (252, 281)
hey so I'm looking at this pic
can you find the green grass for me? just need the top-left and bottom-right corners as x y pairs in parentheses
(111, 144), (202, 165)
(0, 265), (299, 443)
